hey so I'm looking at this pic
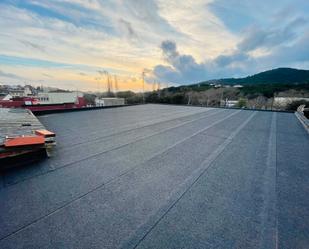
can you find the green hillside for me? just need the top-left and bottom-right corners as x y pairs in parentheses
(202, 68), (309, 85)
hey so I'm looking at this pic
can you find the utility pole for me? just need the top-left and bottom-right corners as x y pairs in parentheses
(114, 75), (118, 97)
(157, 82), (161, 98)
(103, 71), (111, 97)
(95, 77), (100, 94)
(108, 74), (113, 95)
(142, 71), (145, 103)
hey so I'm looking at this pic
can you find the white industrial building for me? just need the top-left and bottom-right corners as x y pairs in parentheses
(95, 97), (125, 107)
(37, 92), (83, 104)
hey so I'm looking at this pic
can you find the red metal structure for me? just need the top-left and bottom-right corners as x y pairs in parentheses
(0, 96), (88, 112)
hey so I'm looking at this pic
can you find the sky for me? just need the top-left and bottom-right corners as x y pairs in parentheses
(0, 0), (308, 91)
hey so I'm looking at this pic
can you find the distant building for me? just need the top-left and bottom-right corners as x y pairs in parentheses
(221, 99), (238, 107)
(2, 94), (12, 100)
(9, 89), (25, 97)
(95, 97), (125, 107)
(24, 85), (35, 96)
(8, 85), (35, 97)
(37, 92), (83, 104)
(233, 85), (243, 88)
(274, 97), (309, 108)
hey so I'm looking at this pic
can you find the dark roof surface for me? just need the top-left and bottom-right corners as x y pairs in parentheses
(0, 104), (308, 249)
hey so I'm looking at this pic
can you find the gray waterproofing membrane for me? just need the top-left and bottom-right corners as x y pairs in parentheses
(0, 104), (308, 249)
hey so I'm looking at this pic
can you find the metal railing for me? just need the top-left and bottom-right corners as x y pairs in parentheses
(295, 105), (309, 133)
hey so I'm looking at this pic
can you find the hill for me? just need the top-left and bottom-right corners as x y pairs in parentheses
(201, 68), (309, 86)
(143, 68), (309, 108)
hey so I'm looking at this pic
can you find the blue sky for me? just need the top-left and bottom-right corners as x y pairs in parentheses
(0, 0), (308, 91)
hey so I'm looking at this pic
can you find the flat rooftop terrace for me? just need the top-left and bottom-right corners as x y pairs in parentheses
(0, 104), (308, 248)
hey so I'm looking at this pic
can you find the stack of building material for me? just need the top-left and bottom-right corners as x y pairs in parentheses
(0, 108), (55, 170)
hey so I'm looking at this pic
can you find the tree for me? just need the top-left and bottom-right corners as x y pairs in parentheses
(247, 95), (268, 109)
(237, 98), (247, 108)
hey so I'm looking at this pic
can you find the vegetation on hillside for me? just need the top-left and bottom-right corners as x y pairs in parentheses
(200, 68), (309, 85)
(82, 68), (309, 111)
(117, 68), (309, 111)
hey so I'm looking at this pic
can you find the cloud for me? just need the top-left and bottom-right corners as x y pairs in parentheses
(261, 31), (309, 64)
(154, 40), (245, 83)
(214, 16), (309, 71)
(153, 19), (309, 84)
(238, 17), (307, 52)
(42, 73), (53, 78)
(118, 19), (138, 40)
(0, 69), (23, 80)
(97, 70), (108, 76)
(153, 40), (208, 83)
(160, 40), (179, 63)
(153, 65), (181, 83)
(214, 52), (249, 67)
(19, 40), (46, 53)
(0, 0), (308, 89)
